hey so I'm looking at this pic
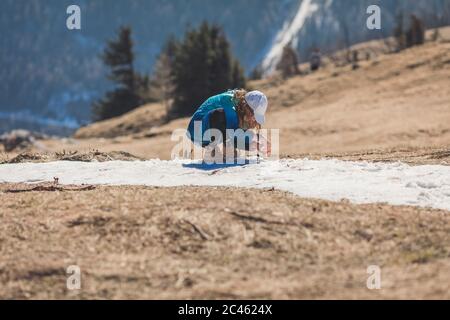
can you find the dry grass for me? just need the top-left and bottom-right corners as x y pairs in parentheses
(0, 184), (448, 299)
(287, 145), (450, 166)
(74, 102), (167, 139)
(0, 150), (141, 164)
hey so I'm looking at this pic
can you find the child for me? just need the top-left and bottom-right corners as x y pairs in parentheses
(187, 89), (270, 162)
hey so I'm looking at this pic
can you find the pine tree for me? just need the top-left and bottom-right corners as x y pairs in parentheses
(93, 26), (141, 121)
(149, 36), (179, 110)
(276, 44), (300, 78)
(135, 73), (155, 105)
(231, 59), (246, 88)
(406, 15), (425, 48)
(151, 52), (174, 111)
(394, 13), (406, 51)
(394, 14), (426, 51)
(169, 22), (246, 118)
(208, 25), (233, 95)
(163, 35), (178, 65)
(249, 66), (263, 80)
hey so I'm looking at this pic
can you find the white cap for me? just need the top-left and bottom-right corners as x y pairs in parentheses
(244, 90), (268, 125)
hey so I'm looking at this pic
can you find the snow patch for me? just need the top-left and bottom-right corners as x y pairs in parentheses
(1, 158), (450, 211)
(261, 0), (319, 74)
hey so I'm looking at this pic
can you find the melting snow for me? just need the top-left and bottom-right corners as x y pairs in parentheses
(261, 0), (319, 74)
(1, 158), (450, 211)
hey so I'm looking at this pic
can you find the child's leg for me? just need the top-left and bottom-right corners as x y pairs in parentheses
(222, 142), (226, 161)
(203, 143), (223, 164)
(222, 139), (240, 163)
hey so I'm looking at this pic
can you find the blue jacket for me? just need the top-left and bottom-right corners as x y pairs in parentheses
(187, 90), (240, 147)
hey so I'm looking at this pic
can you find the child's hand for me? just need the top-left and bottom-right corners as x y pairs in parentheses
(250, 133), (271, 157)
(257, 134), (271, 156)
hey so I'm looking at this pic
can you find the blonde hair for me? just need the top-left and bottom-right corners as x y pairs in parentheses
(233, 89), (261, 130)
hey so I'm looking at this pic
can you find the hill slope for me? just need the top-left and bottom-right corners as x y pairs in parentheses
(74, 103), (167, 139)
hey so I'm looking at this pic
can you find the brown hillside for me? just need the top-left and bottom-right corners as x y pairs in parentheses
(74, 102), (167, 139)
